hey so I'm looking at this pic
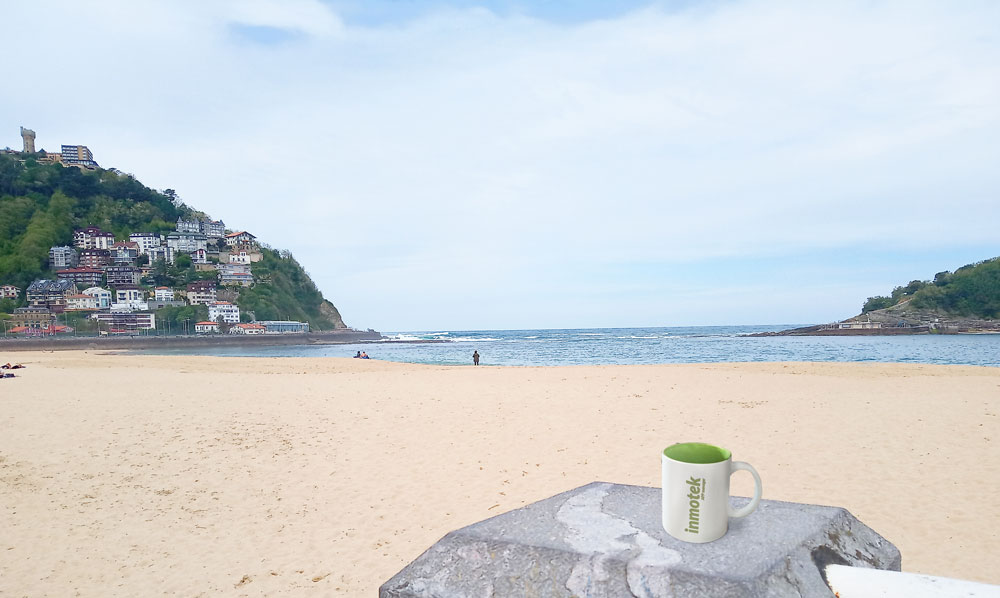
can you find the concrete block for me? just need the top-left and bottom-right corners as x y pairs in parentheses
(380, 481), (899, 597)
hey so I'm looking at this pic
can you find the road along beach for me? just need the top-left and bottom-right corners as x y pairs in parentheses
(1, 352), (997, 595)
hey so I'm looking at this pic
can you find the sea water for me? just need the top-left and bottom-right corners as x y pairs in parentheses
(140, 325), (1000, 367)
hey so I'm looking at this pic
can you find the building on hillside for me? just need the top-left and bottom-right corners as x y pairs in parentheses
(79, 248), (111, 268)
(61, 145), (98, 168)
(26, 279), (76, 313)
(228, 245), (263, 263)
(1, 284), (20, 299)
(195, 321), (220, 334)
(217, 263), (253, 287)
(82, 287), (112, 309)
(176, 218), (201, 234)
(65, 294), (99, 311)
(94, 312), (155, 333)
(147, 245), (176, 265)
(186, 281), (217, 305)
(20, 126), (35, 153)
(208, 301), (240, 324)
(153, 287), (174, 301)
(49, 246), (78, 269)
(113, 285), (147, 309)
(110, 241), (140, 265)
(74, 227), (115, 250)
(260, 320), (310, 334)
(129, 232), (162, 255)
(12, 306), (56, 329)
(147, 299), (185, 310)
(166, 232), (208, 254)
(201, 220), (225, 238)
(230, 323), (265, 335)
(105, 266), (141, 286)
(56, 267), (104, 288)
(224, 231), (256, 247)
(191, 248), (208, 264)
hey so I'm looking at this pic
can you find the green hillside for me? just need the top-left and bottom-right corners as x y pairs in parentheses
(0, 153), (346, 330)
(862, 257), (1000, 318)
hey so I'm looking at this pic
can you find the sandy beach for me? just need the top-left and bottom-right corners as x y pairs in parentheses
(1, 352), (997, 596)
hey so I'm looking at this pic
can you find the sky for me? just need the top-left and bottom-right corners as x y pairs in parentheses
(2, 0), (998, 331)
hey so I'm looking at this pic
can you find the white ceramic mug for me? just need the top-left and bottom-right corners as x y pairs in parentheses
(661, 442), (763, 543)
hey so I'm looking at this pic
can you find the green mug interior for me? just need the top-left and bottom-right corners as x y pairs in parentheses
(664, 442), (731, 464)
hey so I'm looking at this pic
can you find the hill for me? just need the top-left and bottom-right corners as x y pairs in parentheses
(0, 152), (347, 331)
(861, 257), (1000, 319)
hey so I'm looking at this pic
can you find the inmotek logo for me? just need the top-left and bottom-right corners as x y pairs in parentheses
(684, 476), (706, 534)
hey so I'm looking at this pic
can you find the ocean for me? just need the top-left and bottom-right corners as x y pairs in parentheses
(139, 325), (1000, 367)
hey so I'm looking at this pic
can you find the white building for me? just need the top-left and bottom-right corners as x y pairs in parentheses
(153, 287), (174, 301)
(112, 285), (147, 311)
(230, 323), (265, 335)
(82, 286), (112, 309)
(224, 231), (256, 247)
(208, 301), (240, 323)
(65, 294), (98, 311)
(129, 232), (162, 255)
(194, 321), (220, 334)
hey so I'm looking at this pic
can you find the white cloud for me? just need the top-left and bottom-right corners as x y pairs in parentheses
(2, 0), (998, 329)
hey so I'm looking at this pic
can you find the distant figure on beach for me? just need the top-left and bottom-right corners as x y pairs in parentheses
(361, 351), (370, 359)
(473, 351), (480, 366)
(354, 351), (361, 358)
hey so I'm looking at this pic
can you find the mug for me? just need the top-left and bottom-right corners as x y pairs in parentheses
(661, 442), (763, 543)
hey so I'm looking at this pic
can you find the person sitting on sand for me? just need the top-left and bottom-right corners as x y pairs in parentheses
(354, 351), (362, 358)
(361, 351), (370, 359)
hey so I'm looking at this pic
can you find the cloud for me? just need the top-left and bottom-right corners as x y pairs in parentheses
(2, 0), (998, 329)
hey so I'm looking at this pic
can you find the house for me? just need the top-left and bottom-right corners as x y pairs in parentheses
(165, 232), (208, 254)
(201, 220), (225, 238)
(82, 287), (113, 309)
(129, 232), (162, 255)
(49, 245), (78, 269)
(26, 279), (76, 313)
(186, 281), (217, 305)
(114, 285), (146, 307)
(230, 323), (265, 335)
(194, 321), (220, 334)
(208, 301), (240, 323)
(0, 285), (20, 299)
(79, 248), (111, 268)
(259, 320), (310, 334)
(65, 294), (99, 311)
(110, 241), (140, 265)
(93, 312), (155, 333)
(224, 231), (256, 247)
(176, 217), (201, 234)
(154, 287), (174, 301)
(56, 267), (104, 288)
(105, 266), (140, 286)
(11, 306), (56, 329)
(191, 248), (208, 264)
(217, 263), (253, 287)
(147, 245), (176, 265)
(73, 226), (115, 250)
(219, 271), (253, 287)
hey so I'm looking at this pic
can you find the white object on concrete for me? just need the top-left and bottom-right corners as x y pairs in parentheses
(826, 564), (1000, 598)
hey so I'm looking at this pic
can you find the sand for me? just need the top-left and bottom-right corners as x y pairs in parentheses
(0, 352), (997, 596)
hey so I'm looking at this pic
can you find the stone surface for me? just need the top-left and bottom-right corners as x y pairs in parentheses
(380, 482), (900, 598)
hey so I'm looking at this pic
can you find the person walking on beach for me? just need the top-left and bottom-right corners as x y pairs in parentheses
(472, 350), (480, 366)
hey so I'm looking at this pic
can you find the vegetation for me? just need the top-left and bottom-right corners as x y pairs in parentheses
(239, 248), (338, 329)
(861, 257), (1000, 319)
(0, 153), (345, 330)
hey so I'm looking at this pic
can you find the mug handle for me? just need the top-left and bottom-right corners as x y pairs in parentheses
(728, 461), (762, 519)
